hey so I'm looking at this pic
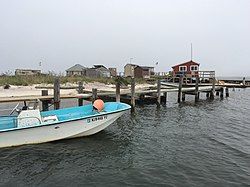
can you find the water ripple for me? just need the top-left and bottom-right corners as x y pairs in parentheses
(1, 89), (250, 186)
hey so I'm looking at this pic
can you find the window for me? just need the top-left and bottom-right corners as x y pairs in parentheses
(190, 65), (198, 71)
(179, 66), (187, 72)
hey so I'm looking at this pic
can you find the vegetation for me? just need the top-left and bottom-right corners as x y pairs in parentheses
(0, 75), (149, 86)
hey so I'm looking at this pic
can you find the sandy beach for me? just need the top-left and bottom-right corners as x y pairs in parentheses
(0, 82), (154, 98)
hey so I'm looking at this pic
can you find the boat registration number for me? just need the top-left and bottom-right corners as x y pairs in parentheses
(87, 115), (108, 123)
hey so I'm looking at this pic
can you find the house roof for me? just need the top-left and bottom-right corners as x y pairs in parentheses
(93, 65), (107, 69)
(135, 66), (152, 71)
(15, 69), (41, 71)
(124, 63), (138, 68)
(91, 65), (110, 73)
(140, 66), (154, 69)
(66, 64), (86, 72)
(86, 67), (110, 73)
(172, 60), (199, 68)
(97, 68), (110, 73)
(125, 64), (154, 70)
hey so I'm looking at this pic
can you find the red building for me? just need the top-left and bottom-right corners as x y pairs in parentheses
(172, 60), (200, 77)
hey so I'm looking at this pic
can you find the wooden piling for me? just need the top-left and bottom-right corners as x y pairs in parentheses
(220, 87), (224, 98)
(195, 76), (199, 102)
(53, 77), (60, 110)
(116, 81), (121, 102)
(78, 81), (84, 106)
(139, 94), (145, 100)
(41, 90), (49, 111)
(177, 77), (183, 103)
(225, 87), (229, 97)
(157, 79), (161, 106)
(92, 88), (97, 103)
(182, 93), (186, 102)
(243, 77), (246, 86)
(131, 78), (135, 108)
(216, 91), (220, 96)
(78, 81), (83, 93)
(161, 92), (167, 105)
(206, 92), (210, 98)
(210, 77), (215, 99)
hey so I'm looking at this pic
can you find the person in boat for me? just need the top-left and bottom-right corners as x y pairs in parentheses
(93, 99), (105, 112)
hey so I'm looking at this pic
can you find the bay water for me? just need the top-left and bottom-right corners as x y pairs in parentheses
(0, 88), (249, 186)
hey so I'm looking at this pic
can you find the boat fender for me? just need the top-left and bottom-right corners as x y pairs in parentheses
(93, 99), (104, 112)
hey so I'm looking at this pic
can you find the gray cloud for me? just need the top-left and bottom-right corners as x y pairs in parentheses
(0, 0), (249, 76)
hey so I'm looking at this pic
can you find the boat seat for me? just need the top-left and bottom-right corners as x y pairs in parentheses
(17, 109), (42, 128)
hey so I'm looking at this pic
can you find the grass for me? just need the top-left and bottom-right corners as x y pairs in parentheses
(0, 75), (150, 86)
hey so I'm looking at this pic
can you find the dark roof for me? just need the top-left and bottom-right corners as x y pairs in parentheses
(125, 64), (154, 70)
(93, 65), (107, 69)
(66, 64), (86, 72)
(172, 60), (199, 68)
(134, 66), (150, 71)
(124, 63), (138, 68)
(86, 67), (110, 73)
(140, 66), (154, 69)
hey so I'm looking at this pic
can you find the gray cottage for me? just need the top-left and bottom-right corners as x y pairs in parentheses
(15, 69), (41, 76)
(66, 64), (86, 76)
(66, 64), (111, 78)
(85, 65), (111, 78)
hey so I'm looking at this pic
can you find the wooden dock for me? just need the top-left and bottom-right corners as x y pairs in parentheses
(217, 77), (250, 87)
(0, 75), (230, 111)
(2, 70), (246, 111)
(0, 86), (220, 102)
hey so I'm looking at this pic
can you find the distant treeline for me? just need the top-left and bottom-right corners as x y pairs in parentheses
(0, 75), (149, 86)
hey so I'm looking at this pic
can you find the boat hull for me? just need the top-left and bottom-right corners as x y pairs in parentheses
(0, 110), (126, 148)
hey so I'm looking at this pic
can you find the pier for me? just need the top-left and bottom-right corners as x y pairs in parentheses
(0, 73), (235, 111)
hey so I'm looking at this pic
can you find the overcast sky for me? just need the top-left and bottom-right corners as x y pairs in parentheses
(0, 0), (249, 76)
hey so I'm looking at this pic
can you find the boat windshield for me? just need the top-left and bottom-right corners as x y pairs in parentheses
(0, 116), (17, 130)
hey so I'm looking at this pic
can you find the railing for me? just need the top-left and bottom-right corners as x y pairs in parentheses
(162, 71), (215, 83)
(198, 71), (215, 79)
(154, 72), (170, 76)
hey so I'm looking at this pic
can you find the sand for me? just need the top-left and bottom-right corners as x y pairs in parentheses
(0, 82), (154, 98)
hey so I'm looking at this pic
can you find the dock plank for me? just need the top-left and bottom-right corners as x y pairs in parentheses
(0, 85), (221, 103)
